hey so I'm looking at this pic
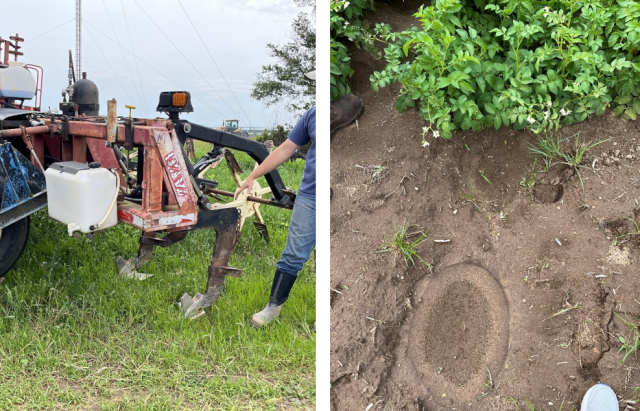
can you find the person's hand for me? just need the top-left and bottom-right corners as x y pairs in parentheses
(235, 177), (255, 200)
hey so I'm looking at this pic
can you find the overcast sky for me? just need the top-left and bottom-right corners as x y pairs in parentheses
(2, 0), (312, 129)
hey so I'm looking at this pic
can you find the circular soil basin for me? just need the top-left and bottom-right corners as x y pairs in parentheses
(534, 183), (563, 203)
(407, 263), (509, 401)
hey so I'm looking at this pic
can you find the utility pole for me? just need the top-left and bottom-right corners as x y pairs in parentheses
(75, 0), (81, 80)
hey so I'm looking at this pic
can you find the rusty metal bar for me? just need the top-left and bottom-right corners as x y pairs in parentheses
(203, 187), (293, 210)
(106, 99), (117, 143)
(0, 125), (52, 138)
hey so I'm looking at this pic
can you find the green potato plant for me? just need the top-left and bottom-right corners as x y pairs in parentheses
(361, 0), (640, 138)
(330, 0), (377, 102)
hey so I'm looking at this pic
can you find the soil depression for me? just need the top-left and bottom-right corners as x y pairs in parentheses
(330, 2), (640, 410)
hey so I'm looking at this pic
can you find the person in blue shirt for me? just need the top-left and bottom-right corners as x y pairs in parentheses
(236, 72), (316, 327)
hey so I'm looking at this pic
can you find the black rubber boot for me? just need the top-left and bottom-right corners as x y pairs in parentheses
(331, 94), (364, 136)
(250, 270), (298, 328)
(269, 269), (298, 306)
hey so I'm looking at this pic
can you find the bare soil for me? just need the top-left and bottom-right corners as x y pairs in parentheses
(330, 3), (640, 410)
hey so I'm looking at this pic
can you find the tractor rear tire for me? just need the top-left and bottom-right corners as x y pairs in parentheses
(0, 216), (30, 278)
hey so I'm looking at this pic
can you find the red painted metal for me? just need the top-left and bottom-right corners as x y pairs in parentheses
(61, 139), (73, 161)
(0, 37), (10, 65)
(43, 134), (61, 160)
(85, 138), (125, 183)
(142, 145), (163, 212)
(72, 136), (87, 163)
(8, 34), (23, 61)
(161, 168), (178, 206)
(1, 110), (198, 233)
(155, 128), (197, 209)
(68, 122), (156, 146)
(32, 134), (44, 167)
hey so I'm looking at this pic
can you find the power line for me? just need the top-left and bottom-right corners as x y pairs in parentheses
(25, 19), (75, 43)
(132, 0), (241, 121)
(82, 22), (136, 107)
(120, 0), (151, 118)
(76, 0), (82, 77)
(177, 0), (254, 128)
(101, 0), (146, 117)
(83, 19), (227, 119)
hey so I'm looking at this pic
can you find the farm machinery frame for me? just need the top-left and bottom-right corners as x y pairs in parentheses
(0, 87), (296, 319)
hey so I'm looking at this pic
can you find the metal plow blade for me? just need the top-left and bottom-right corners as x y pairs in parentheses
(252, 220), (270, 242)
(180, 292), (206, 320)
(115, 256), (153, 280)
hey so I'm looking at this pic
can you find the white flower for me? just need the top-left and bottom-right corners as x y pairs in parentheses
(544, 111), (550, 120)
(422, 126), (428, 134)
(433, 130), (440, 138)
(527, 116), (535, 124)
(344, 21), (350, 27)
(422, 140), (430, 148)
(560, 108), (571, 116)
(544, 6), (550, 12)
(547, 101), (552, 107)
(344, 1), (350, 7)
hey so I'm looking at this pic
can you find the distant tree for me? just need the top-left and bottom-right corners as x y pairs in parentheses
(251, 0), (316, 118)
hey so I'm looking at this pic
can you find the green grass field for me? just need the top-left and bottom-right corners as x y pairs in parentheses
(0, 141), (316, 410)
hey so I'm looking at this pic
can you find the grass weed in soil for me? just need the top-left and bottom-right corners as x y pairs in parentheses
(0, 142), (315, 410)
(331, 3), (640, 410)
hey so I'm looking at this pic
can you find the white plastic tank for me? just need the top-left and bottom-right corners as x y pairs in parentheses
(0, 62), (36, 99)
(45, 162), (119, 236)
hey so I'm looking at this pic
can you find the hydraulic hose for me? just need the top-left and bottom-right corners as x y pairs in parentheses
(91, 169), (120, 231)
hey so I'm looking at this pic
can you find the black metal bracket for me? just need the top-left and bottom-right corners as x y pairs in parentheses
(174, 120), (293, 205)
(138, 231), (189, 247)
(0, 191), (47, 229)
(124, 119), (134, 151)
(59, 116), (70, 140)
(194, 177), (218, 190)
(190, 206), (240, 232)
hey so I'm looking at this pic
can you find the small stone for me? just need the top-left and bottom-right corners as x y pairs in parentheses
(604, 158), (611, 165)
(453, 209), (458, 215)
(614, 142), (618, 146)
(415, 187), (419, 191)
(626, 154), (633, 159)
(615, 149), (621, 157)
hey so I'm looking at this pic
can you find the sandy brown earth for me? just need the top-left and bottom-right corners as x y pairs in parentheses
(330, 3), (640, 410)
